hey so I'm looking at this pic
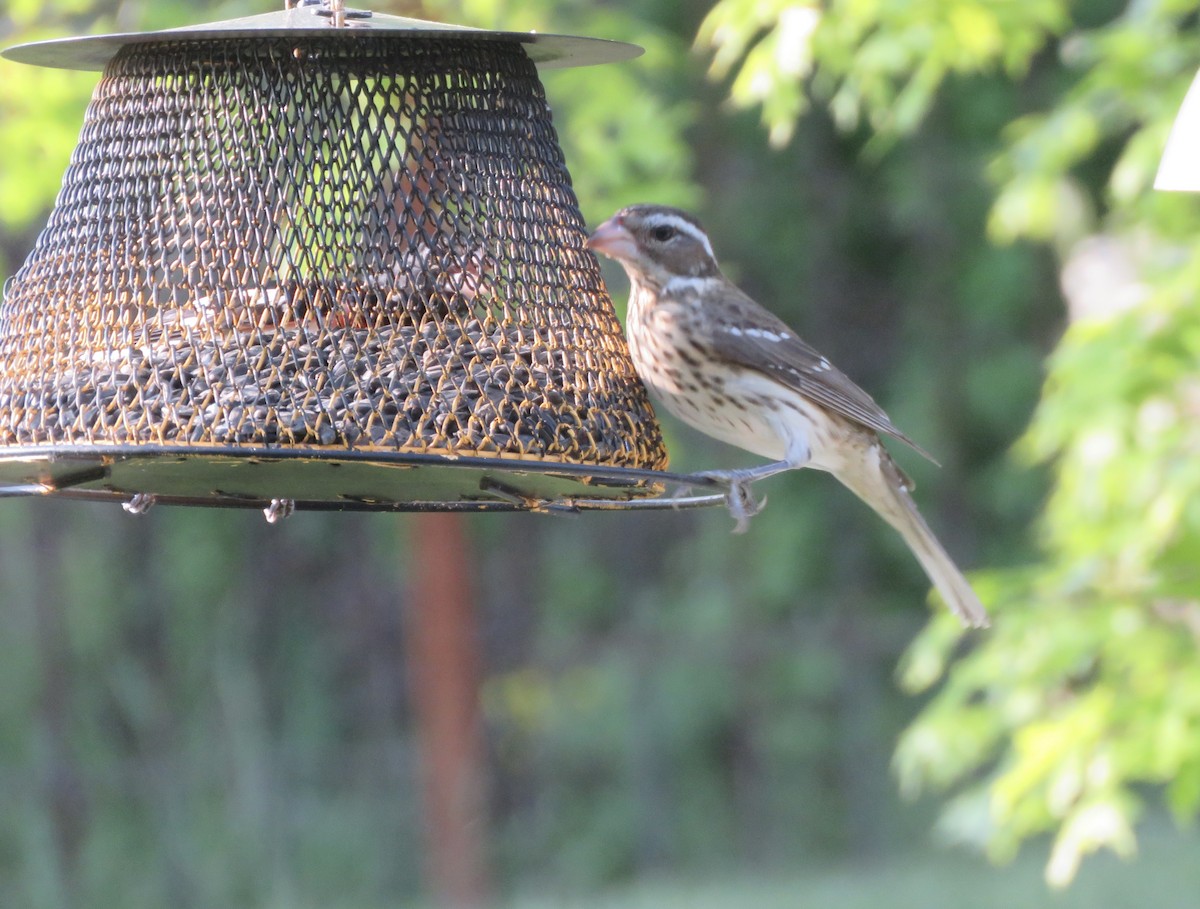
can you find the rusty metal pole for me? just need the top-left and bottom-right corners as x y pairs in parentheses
(404, 513), (491, 909)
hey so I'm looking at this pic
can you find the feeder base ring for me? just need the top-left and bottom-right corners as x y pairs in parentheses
(0, 446), (726, 514)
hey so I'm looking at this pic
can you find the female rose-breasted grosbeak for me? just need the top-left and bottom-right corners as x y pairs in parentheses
(587, 204), (988, 628)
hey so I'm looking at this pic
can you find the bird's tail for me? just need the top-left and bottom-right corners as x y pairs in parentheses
(836, 446), (990, 629)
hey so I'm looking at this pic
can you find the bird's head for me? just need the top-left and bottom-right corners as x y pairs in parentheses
(587, 205), (721, 289)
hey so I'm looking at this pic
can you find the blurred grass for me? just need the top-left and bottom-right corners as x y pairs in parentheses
(503, 821), (1200, 909)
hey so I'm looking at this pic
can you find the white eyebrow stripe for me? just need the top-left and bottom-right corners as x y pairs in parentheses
(643, 213), (715, 259)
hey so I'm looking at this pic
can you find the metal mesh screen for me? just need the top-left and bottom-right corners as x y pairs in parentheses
(0, 36), (667, 472)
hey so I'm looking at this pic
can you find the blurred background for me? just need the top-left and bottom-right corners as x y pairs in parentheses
(4, 0), (1200, 906)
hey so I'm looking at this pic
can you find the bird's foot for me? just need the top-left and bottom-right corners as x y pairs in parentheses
(122, 493), (157, 515)
(726, 480), (767, 533)
(689, 469), (769, 533)
(263, 498), (296, 524)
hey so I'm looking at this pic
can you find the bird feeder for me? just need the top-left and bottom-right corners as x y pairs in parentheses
(0, 2), (723, 514)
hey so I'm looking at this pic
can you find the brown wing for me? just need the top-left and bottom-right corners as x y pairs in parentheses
(706, 287), (937, 464)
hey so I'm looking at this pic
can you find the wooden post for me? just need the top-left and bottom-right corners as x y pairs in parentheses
(404, 514), (490, 908)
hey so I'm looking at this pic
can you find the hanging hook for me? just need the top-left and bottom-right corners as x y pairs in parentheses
(328, 0), (346, 28)
(285, 0), (362, 25)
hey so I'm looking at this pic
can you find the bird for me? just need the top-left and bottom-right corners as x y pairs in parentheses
(586, 204), (989, 628)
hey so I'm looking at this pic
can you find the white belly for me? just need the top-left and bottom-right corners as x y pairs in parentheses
(659, 372), (791, 461)
(627, 297), (833, 467)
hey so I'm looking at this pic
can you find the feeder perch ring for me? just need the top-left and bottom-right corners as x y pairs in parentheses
(0, 447), (729, 514)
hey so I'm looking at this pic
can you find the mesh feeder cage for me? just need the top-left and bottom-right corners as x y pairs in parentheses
(0, 3), (724, 515)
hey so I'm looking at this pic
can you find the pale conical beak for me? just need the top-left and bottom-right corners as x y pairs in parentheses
(586, 218), (638, 262)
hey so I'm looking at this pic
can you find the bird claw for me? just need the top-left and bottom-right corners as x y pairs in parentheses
(122, 493), (157, 515)
(725, 479), (767, 534)
(263, 498), (296, 523)
(674, 470), (768, 532)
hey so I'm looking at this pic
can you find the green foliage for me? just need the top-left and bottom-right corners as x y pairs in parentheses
(698, 0), (1068, 146)
(900, 4), (1200, 887)
(0, 0), (1059, 904)
(0, 68), (94, 228)
(697, 0), (1200, 887)
(897, 246), (1200, 885)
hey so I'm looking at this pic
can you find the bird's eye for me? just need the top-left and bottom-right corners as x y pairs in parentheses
(650, 225), (677, 243)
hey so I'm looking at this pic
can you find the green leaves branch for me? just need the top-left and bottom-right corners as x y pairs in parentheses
(698, 0), (1068, 145)
(699, 0), (1200, 887)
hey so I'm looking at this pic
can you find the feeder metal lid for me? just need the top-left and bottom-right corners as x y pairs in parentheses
(0, 5), (644, 71)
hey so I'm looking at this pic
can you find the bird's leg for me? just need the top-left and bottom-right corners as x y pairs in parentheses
(675, 460), (797, 533)
(701, 461), (792, 533)
(694, 460), (795, 486)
